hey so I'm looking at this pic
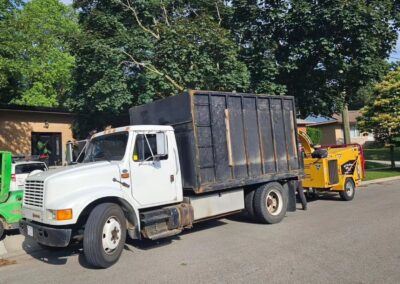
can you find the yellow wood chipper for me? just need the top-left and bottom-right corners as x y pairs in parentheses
(298, 131), (366, 201)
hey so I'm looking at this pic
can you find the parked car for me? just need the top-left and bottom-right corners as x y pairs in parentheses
(11, 160), (48, 191)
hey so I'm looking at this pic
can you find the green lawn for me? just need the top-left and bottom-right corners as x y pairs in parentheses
(363, 160), (400, 181)
(363, 147), (400, 161)
(365, 168), (400, 181)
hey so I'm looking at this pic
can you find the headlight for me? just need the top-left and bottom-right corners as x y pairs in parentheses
(47, 209), (73, 221)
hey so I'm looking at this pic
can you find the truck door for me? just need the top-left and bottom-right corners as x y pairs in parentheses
(129, 132), (178, 207)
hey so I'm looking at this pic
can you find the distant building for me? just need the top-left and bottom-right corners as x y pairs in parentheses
(309, 110), (374, 146)
(296, 119), (315, 133)
(0, 104), (74, 166)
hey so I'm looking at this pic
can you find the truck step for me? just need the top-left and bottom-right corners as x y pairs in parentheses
(141, 210), (170, 225)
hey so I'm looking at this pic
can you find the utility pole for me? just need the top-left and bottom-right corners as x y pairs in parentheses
(342, 104), (351, 144)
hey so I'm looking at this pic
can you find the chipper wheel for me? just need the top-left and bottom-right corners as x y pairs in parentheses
(83, 203), (127, 268)
(339, 178), (356, 201)
(254, 182), (287, 224)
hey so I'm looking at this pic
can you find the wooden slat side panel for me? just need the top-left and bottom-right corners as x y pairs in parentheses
(271, 99), (288, 171)
(242, 97), (262, 177)
(257, 98), (276, 173)
(210, 95), (231, 182)
(227, 96), (247, 179)
(283, 99), (299, 170)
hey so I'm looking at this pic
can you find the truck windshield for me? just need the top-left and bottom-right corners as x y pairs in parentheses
(83, 132), (129, 163)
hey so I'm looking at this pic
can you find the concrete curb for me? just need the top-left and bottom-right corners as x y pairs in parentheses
(361, 175), (400, 185)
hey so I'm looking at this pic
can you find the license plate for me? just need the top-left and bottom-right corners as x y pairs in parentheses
(27, 225), (33, 237)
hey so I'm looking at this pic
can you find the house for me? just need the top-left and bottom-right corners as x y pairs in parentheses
(309, 110), (374, 146)
(296, 119), (315, 133)
(0, 104), (74, 166)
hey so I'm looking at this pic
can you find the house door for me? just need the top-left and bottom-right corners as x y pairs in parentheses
(31, 132), (62, 166)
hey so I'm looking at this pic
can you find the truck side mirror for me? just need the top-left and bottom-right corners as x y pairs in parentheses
(156, 132), (167, 156)
(66, 141), (74, 165)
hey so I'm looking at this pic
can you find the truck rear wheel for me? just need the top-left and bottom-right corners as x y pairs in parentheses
(254, 182), (287, 224)
(83, 203), (126, 268)
(244, 189), (256, 220)
(339, 178), (355, 201)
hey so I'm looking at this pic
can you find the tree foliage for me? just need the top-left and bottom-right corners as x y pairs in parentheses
(67, 0), (249, 135)
(0, 0), (79, 107)
(229, 0), (287, 95)
(286, 0), (399, 116)
(358, 68), (400, 144)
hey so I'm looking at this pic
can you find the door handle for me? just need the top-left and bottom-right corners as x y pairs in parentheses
(170, 175), (175, 183)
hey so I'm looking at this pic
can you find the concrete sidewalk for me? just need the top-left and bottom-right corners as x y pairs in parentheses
(366, 160), (400, 167)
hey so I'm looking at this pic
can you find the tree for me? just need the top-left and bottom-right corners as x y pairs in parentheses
(276, 0), (400, 118)
(358, 68), (400, 168)
(67, 0), (249, 137)
(0, 0), (79, 107)
(230, 0), (287, 95)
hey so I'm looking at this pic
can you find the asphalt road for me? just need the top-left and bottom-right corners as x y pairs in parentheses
(1, 180), (400, 284)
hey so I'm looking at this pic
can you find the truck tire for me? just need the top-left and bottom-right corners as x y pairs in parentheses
(254, 182), (287, 224)
(83, 203), (126, 268)
(244, 190), (256, 220)
(339, 178), (355, 201)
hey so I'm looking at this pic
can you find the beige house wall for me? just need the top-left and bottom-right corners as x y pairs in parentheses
(315, 123), (373, 146)
(0, 110), (74, 164)
(317, 124), (339, 145)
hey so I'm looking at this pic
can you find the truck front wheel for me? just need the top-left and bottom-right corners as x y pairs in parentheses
(254, 182), (287, 224)
(83, 203), (127, 268)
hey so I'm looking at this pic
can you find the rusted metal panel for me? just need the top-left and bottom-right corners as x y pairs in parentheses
(129, 90), (302, 195)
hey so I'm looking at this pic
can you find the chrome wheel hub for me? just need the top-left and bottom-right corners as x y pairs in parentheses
(266, 189), (283, 216)
(102, 217), (121, 254)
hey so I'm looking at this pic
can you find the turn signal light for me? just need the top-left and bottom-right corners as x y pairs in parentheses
(121, 173), (130, 179)
(56, 209), (73, 221)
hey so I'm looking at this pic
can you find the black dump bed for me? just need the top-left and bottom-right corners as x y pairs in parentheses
(130, 90), (302, 194)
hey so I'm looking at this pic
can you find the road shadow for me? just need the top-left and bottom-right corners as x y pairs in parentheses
(20, 219), (228, 269)
(305, 192), (342, 202)
(21, 238), (82, 266)
(125, 219), (227, 251)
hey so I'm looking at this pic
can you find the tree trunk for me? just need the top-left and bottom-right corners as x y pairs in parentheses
(342, 104), (351, 144)
(390, 144), (395, 169)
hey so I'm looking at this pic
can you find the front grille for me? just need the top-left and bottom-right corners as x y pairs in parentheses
(328, 160), (339, 184)
(23, 180), (44, 208)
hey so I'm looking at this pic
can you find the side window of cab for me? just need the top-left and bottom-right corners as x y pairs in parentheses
(133, 133), (168, 162)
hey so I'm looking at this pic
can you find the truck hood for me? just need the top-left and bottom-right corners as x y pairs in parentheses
(28, 162), (119, 181)
(25, 161), (123, 210)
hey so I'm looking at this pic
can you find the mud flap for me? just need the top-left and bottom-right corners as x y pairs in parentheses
(286, 180), (298, 212)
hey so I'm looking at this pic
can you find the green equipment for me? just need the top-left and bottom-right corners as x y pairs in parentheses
(0, 151), (23, 239)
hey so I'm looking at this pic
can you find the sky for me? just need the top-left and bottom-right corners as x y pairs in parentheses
(390, 36), (400, 62)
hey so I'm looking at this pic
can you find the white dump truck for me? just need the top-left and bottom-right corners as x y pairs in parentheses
(20, 91), (303, 268)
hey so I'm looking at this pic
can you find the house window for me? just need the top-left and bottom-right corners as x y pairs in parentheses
(350, 124), (360, 138)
